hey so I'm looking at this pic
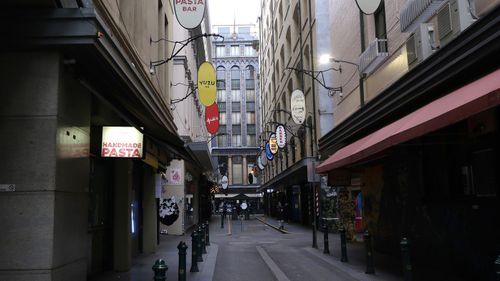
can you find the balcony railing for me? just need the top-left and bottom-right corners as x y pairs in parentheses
(358, 38), (389, 75)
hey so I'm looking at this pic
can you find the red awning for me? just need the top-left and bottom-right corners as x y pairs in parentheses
(316, 69), (500, 174)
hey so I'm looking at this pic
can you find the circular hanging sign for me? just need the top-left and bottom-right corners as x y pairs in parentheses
(269, 134), (278, 154)
(257, 156), (265, 170)
(260, 149), (268, 166)
(355, 0), (382, 14)
(198, 62), (217, 106)
(275, 125), (287, 148)
(221, 175), (228, 189)
(173, 0), (206, 30)
(205, 103), (219, 134)
(241, 202), (248, 210)
(291, 89), (306, 125)
(265, 143), (274, 161)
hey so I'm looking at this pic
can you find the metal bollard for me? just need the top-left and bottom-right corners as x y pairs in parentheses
(364, 230), (375, 274)
(340, 227), (348, 262)
(190, 231), (199, 272)
(221, 213), (224, 228)
(196, 228), (204, 262)
(205, 220), (211, 246)
(152, 259), (168, 281)
(400, 237), (412, 281)
(177, 241), (187, 281)
(200, 224), (207, 254)
(323, 221), (330, 254)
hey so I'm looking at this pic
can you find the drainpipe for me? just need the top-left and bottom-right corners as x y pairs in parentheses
(359, 10), (365, 107)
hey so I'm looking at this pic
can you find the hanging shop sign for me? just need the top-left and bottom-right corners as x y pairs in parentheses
(221, 175), (229, 190)
(269, 134), (278, 154)
(265, 143), (274, 161)
(101, 127), (143, 158)
(260, 150), (268, 166)
(257, 156), (265, 170)
(355, 0), (381, 14)
(275, 125), (286, 148)
(205, 103), (220, 134)
(173, 0), (206, 30)
(198, 61), (217, 106)
(291, 89), (306, 125)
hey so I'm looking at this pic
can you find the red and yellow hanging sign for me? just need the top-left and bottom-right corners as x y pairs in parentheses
(198, 61), (217, 106)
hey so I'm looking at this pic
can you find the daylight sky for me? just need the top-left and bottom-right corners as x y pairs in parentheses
(208, 0), (261, 27)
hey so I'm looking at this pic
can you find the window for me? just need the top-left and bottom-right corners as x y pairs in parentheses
(218, 102), (226, 112)
(219, 112), (227, 125)
(217, 134), (227, 147)
(247, 125), (256, 134)
(230, 45), (240, 56)
(374, 1), (387, 39)
(231, 66), (241, 90)
(232, 156), (243, 184)
(246, 135), (256, 146)
(231, 90), (241, 102)
(232, 134), (242, 147)
(246, 101), (255, 111)
(246, 90), (255, 101)
(244, 45), (255, 56)
(216, 45), (225, 57)
(217, 90), (226, 102)
(218, 26), (230, 36)
(232, 101), (241, 111)
(246, 112), (255, 124)
(231, 112), (241, 124)
(217, 66), (226, 89)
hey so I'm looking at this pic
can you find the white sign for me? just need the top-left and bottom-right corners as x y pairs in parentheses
(174, 0), (206, 30)
(221, 175), (229, 189)
(291, 89), (306, 125)
(275, 125), (287, 148)
(0, 184), (15, 192)
(241, 202), (248, 210)
(269, 134), (278, 154)
(101, 127), (143, 158)
(257, 156), (265, 170)
(355, 0), (381, 14)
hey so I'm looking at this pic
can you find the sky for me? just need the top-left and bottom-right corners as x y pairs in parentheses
(208, 0), (261, 27)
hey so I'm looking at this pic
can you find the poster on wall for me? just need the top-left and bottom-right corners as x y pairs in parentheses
(169, 168), (184, 185)
(159, 196), (180, 226)
(173, 0), (206, 30)
(101, 126), (143, 158)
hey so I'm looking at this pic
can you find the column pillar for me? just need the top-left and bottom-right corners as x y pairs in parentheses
(228, 156), (233, 185)
(243, 156), (248, 185)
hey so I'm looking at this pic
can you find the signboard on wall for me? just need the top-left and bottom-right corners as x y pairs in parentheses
(291, 89), (306, 125)
(275, 125), (286, 148)
(198, 62), (217, 106)
(269, 134), (278, 154)
(101, 127), (143, 158)
(173, 0), (206, 30)
(205, 103), (220, 134)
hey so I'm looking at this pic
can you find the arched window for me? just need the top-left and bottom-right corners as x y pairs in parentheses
(217, 66), (226, 102)
(245, 65), (255, 101)
(231, 66), (241, 102)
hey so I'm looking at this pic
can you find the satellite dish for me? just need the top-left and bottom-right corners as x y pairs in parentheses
(355, 0), (382, 14)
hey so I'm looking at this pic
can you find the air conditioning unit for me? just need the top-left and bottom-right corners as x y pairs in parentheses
(406, 23), (436, 69)
(437, 0), (476, 47)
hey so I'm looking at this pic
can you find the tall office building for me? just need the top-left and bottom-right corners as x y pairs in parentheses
(211, 24), (262, 209)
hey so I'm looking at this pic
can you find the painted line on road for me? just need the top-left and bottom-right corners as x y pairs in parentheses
(256, 246), (291, 281)
(256, 217), (291, 234)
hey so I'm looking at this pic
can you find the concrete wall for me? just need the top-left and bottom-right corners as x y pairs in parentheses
(0, 51), (90, 281)
(113, 159), (132, 271)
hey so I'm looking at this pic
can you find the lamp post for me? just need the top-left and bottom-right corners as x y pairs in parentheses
(266, 188), (273, 216)
(319, 55), (364, 106)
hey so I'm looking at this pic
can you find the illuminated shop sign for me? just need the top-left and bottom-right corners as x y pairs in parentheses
(101, 127), (143, 158)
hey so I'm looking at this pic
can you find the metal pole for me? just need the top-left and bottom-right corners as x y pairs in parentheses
(205, 220), (210, 246)
(311, 184), (318, 249)
(177, 242), (187, 281)
(340, 227), (348, 262)
(190, 232), (199, 272)
(152, 259), (168, 281)
(364, 230), (375, 274)
(200, 225), (207, 255)
(400, 237), (412, 281)
(323, 220), (330, 254)
(196, 228), (203, 262)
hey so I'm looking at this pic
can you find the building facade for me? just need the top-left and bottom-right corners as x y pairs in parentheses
(211, 24), (262, 212)
(0, 1), (212, 280)
(258, 0), (320, 224)
(316, 0), (500, 279)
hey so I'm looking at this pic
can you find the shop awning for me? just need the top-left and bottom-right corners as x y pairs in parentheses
(316, 69), (500, 173)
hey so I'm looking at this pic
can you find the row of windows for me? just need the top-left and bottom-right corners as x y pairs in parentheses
(219, 112), (256, 125)
(216, 134), (257, 147)
(217, 65), (255, 82)
(217, 90), (255, 102)
(215, 45), (256, 57)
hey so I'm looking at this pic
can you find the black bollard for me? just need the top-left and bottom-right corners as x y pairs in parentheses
(200, 225), (207, 254)
(205, 220), (211, 246)
(364, 230), (375, 274)
(177, 241), (188, 281)
(323, 221), (330, 254)
(221, 213), (224, 228)
(196, 228), (204, 262)
(340, 227), (348, 262)
(495, 254), (500, 281)
(190, 231), (199, 272)
(400, 237), (412, 281)
(152, 259), (168, 281)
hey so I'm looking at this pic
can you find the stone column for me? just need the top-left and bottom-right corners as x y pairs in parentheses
(243, 156), (248, 185)
(228, 156), (233, 185)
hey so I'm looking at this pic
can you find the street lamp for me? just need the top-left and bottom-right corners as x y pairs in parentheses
(266, 188), (274, 216)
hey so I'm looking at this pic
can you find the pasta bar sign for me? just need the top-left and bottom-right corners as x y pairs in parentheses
(174, 0), (206, 30)
(101, 127), (144, 158)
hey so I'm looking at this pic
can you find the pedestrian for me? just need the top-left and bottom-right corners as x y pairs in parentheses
(277, 202), (284, 230)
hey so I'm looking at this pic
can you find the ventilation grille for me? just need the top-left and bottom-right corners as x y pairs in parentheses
(438, 2), (453, 40)
(359, 38), (389, 75)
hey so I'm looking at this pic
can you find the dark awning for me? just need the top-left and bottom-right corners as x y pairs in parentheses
(317, 69), (500, 173)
